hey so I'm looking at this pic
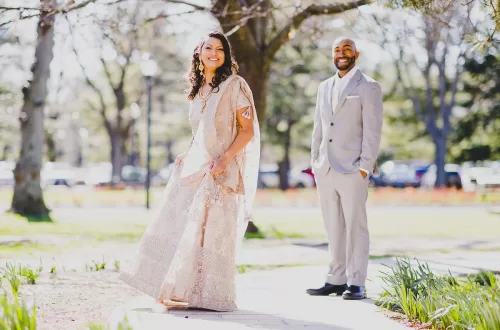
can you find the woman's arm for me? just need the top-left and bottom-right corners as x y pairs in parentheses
(210, 106), (255, 176)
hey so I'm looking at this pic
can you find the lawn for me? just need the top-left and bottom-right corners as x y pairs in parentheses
(0, 186), (498, 208)
(0, 208), (147, 240)
(252, 207), (500, 239)
(1, 206), (499, 241)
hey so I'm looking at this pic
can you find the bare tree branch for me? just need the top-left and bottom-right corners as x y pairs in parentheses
(265, 0), (372, 58)
(0, 6), (38, 10)
(117, 7), (139, 92)
(168, 0), (210, 11)
(0, 0), (122, 27)
(392, 30), (439, 141)
(213, 1), (272, 50)
(68, 17), (110, 128)
(0, 13), (39, 27)
(147, 4), (268, 24)
(99, 54), (116, 89)
(145, 9), (198, 22)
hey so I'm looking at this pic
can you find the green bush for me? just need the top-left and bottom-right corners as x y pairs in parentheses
(378, 258), (500, 330)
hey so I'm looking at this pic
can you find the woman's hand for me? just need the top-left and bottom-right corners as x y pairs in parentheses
(210, 155), (230, 177)
(174, 151), (187, 167)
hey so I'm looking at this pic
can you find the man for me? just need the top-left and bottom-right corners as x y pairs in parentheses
(307, 37), (383, 300)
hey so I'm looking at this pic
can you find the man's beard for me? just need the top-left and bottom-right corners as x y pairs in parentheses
(335, 56), (356, 71)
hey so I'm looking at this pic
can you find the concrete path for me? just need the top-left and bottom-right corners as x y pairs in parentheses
(108, 264), (408, 330)
(107, 249), (500, 330)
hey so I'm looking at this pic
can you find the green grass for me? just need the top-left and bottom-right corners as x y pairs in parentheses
(0, 290), (37, 329)
(2, 262), (42, 286)
(236, 263), (307, 274)
(0, 267), (38, 329)
(369, 254), (397, 260)
(252, 207), (500, 239)
(0, 206), (499, 244)
(87, 317), (133, 330)
(85, 259), (106, 272)
(378, 258), (500, 330)
(0, 210), (147, 239)
(0, 243), (66, 258)
(23, 215), (53, 223)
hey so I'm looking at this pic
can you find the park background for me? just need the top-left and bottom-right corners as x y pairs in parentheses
(0, 0), (499, 329)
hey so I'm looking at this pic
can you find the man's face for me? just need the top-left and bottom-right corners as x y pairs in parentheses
(333, 40), (359, 72)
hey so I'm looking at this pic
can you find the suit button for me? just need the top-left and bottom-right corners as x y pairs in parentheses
(329, 139), (332, 142)
(330, 123), (334, 126)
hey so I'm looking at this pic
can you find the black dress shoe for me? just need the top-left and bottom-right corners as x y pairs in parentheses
(306, 283), (348, 296)
(342, 285), (366, 300)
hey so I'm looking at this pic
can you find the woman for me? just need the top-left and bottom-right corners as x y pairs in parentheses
(120, 31), (260, 312)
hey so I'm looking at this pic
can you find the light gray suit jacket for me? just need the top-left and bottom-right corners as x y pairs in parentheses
(311, 70), (383, 176)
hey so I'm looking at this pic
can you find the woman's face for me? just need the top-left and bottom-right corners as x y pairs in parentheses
(199, 37), (225, 72)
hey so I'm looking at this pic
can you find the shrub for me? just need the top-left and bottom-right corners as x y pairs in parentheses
(378, 258), (500, 330)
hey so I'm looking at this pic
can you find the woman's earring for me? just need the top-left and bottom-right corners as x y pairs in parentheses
(198, 62), (204, 76)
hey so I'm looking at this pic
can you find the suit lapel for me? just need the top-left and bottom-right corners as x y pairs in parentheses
(332, 70), (362, 120)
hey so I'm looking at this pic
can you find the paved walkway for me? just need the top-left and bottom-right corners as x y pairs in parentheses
(107, 249), (500, 330)
(108, 264), (409, 330)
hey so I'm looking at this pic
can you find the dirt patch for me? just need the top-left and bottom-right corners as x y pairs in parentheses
(19, 271), (140, 330)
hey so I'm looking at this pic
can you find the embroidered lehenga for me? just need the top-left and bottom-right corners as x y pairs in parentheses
(120, 75), (260, 312)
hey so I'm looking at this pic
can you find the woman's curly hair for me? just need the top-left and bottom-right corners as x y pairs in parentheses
(187, 31), (239, 100)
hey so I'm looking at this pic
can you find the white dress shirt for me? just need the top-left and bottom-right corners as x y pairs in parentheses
(332, 65), (369, 175)
(332, 65), (359, 113)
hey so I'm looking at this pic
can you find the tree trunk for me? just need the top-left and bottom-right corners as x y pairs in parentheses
(11, 0), (54, 219)
(45, 129), (57, 162)
(166, 140), (175, 164)
(434, 134), (447, 187)
(278, 124), (292, 190)
(236, 55), (269, 235)
(227, 38), (270, 126)
(109, 130), (123, 183)
(246, 221), (260, 234)
(278, 159), (289, 191)
(120, 131), (128, 170)
(223, 8), (271, 235)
